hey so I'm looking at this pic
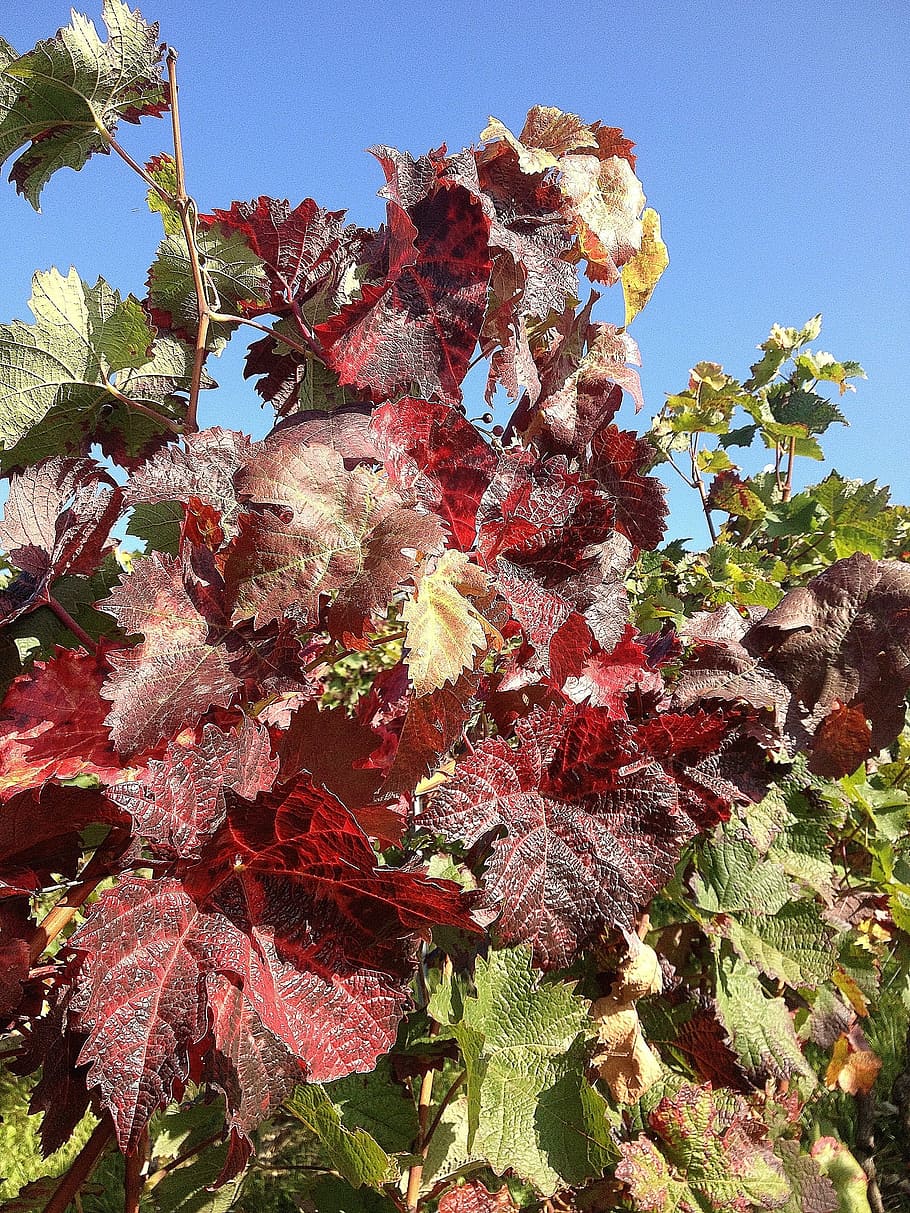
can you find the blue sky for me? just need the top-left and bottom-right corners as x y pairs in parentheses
(1, 1), (908, 543)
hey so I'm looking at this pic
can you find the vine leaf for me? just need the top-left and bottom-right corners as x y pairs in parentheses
(285, 1084), (392, 1189)
(0, 269), (163, 468)
(226, 439), (443, 635)
(0, 0), (168, 208)
(317, 148), (492, 405)
(431, 947), (612, 1195)
(67, 775), (477, 1153)
(0, 456), (120, 625)
(713, 951), (816, 1085)
(616, 1084), (790, 1212)
(402, 551), (500, 695)
(745, 553), (910, 770)
(370, 397), (496, 551)
(0, 648), (124, 799)
(99, 553), (241, 751)
(622, 208), (669, 325)
(422, 706), (724, 968)
(204, 195), (358, 318)
(146, 226), (269, 344)
(110, 717), (279, 858)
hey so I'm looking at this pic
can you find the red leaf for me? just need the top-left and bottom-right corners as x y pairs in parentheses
(370, 397), (496, 550)
(0, 458), (119, 625)
(100, 555), (241, 751)
(204, 196), (353, 314)
(587, 425), (667, 551)
(110, 718), (279, 858)
(0, 648), (124, 799)
(439, 1180), (516, 1212)
(226, 438), (443, 635)
(68, 777), (477, 1149)
(476, 449), (614, 579)
(317, 149), (492, 405)
(745, 554), (910, 763)
(422, 707), (692, 968)
(278, 701), (403, 843)
(563, 626), (662, 714)
(0, 785), (122, 900)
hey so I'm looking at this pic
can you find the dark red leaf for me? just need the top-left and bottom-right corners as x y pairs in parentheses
(0, 648), (124, 799)
(744, 554), (910, 763)
(110, 718), (278, 858)
(0, 458), (119, 625)
(278, 700), (403, 843)
(370, 397), (496, 550)
(587, 425), (667, 551)
(317, 149), (492, 405)
(204, 197), (352, 314)
(422, 707), (692, 968)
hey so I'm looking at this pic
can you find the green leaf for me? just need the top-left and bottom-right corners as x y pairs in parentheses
(146, 228), (268, 345)
(145, 152), (182, 236)
(434, 947), (613, 1195)
(0, 1062), (98, 1203)
(323, 1057), (418, 1157)
(127, 500), (184, 556)
(284, 1084), (394, 1189)
(693, 835), (791, 915)
(810, 473), (897, 559)
(150, 1142), (243, 1213)
(723, 901), (835, 989)
(713, 951), (815, 1086)
(0, 0), (167, 208)
(306, 1178), (401, 1213)
(0, 268), (203, 470)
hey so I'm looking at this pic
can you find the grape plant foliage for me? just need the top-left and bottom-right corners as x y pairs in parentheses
(0, 5), (909, 1212)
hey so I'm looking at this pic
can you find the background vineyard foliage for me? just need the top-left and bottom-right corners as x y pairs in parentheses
(0, 5), (908, 1213)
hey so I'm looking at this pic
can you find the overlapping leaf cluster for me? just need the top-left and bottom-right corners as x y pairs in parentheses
(0, 6), (908, 1213)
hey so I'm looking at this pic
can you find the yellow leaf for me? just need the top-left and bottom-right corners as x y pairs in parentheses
(622, 208), (669, 325)
(403, 551), (501, 696)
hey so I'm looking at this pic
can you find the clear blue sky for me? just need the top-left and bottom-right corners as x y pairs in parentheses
(1, 1), (908, 542)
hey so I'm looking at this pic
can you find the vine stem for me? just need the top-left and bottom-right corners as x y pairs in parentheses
(208, 311), (319, 361)
(28, 830), (122, 963)
(44, 1118), (113, 1213)
(143, 1131), (223, 1192)
(405, 955), (453, 1211)
(43, 593), (98, 654)
(689, 436), (718, 544)
(781, 435), (797, 502)
(166, 48), (207, 433)
(99, 128), (174, 204)
(124, 1129), (147, 1213)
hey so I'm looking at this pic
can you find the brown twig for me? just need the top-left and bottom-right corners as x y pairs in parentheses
(421, 1070), (466, 1154)
(781, 435), (797, 502)
(44, 1119), (113, 1213)
(689, 436), (718, 544)
(143, 1131), (224, 1192)
(29, 831), (121, 963)
(855, 1091), (886, 1213)
(100, 130), (174, 204)
(166, 49), (208, 433)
